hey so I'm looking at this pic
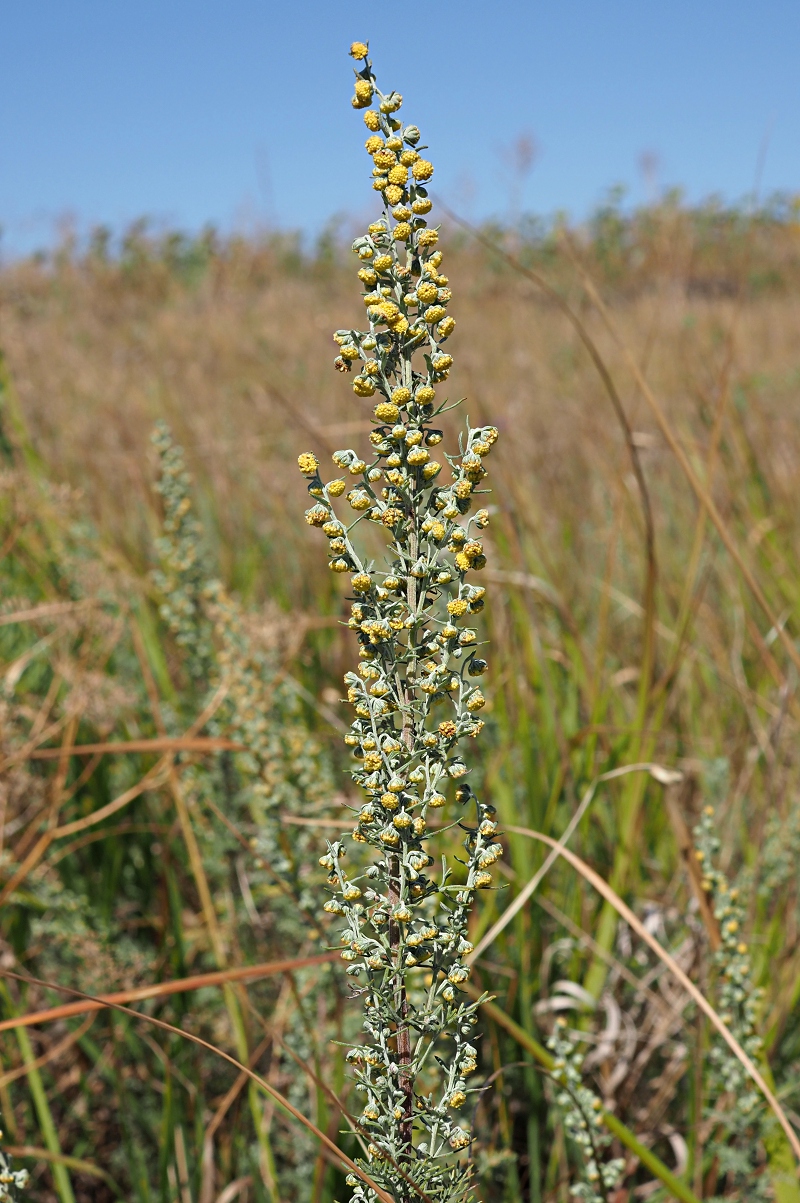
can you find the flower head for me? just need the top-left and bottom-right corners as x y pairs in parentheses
(352, 78), (373, 108)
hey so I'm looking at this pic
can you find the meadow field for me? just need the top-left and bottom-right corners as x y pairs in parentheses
(1, 193), (800, 1201)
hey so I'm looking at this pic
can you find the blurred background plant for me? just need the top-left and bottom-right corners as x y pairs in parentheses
(0, 186), (800, 1199)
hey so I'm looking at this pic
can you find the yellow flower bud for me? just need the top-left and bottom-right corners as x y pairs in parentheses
(348, 490), (371, 514)
(364, 110), (381, 131)
(353, 376), (376, 397)
(412, 159), (434, 181)
(297, 452), (319, 475)
(349, 41), (369, 59)
(305, 504), (328, 526)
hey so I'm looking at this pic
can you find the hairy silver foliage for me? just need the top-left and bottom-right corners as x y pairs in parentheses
(694, 805), (771, 1200)
(546, 1020), (624, 1202)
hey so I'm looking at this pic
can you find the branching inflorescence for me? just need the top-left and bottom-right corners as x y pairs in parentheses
(694, 805), (770, 1197)
(297, 42), (499, 1203)
(546, 1021), (624, 1203)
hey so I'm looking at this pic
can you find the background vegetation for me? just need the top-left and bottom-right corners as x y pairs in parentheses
(2, 190), (800, 1201)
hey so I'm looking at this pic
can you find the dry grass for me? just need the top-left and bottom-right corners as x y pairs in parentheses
(3, 199), (800, 1199)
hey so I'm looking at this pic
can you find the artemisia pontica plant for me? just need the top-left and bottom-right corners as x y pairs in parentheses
(298, 42), (500, 1203)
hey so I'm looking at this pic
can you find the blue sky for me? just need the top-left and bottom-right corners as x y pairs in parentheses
(1, 1), (799, 254)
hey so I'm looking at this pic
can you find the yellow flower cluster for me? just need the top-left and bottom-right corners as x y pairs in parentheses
(329, 55), (459, 421)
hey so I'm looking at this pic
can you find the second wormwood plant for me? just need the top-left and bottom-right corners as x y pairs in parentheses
(298, 43), (499, 1203)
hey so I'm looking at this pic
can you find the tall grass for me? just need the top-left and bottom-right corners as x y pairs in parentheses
(1, 191), (800, 1199)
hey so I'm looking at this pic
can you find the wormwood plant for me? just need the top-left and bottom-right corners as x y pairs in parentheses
(694, 805), (770, 1199)
(545, 1021), (624, 1202)
(298, 42), (500, 1203)
(153, 424), (343, 1194)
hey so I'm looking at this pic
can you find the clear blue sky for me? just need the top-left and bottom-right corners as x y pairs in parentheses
(2, 1), (799, 254)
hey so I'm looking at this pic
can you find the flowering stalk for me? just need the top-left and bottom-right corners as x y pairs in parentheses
(693, 805), (770, 1198)
(546, 1020), (624, 1202)
(297, 42), (500, 1203)
(152, 422), (337, 917)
